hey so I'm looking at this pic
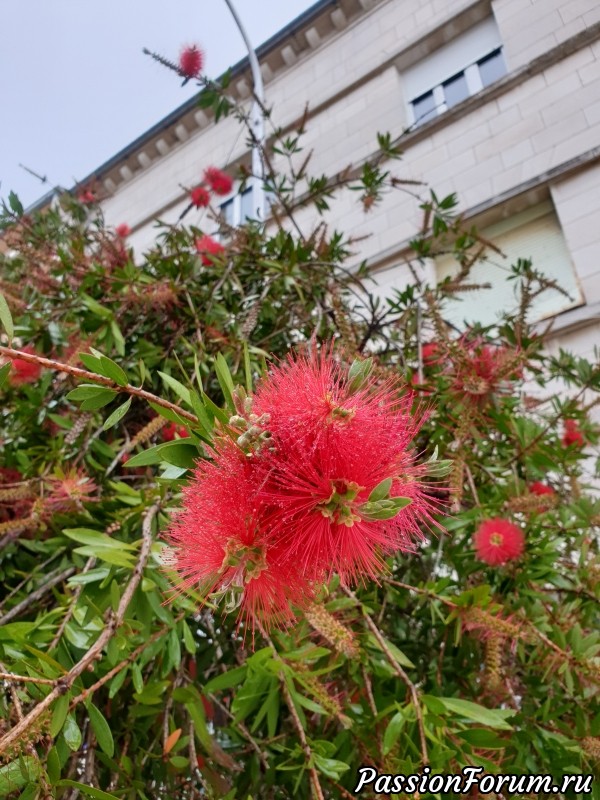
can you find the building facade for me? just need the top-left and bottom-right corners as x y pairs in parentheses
(87, 0), (600, 358)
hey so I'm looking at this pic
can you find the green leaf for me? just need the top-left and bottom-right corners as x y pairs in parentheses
(168, 628), (182, 670)
(312, 754), (350, 780)
(214, 353), (235, 411)
(359, 496), (412, 521)
(67, 384), (112, 400)
(0, 361), (11, 388)
(56, 781), (120, 800)
(73, 546), (136, 568)
(157, 441), (200, 469)
(67, 384), (118, 410)
(46, 746), (61, 784)
(63, 528), (135, 550)
(131, 663), (144, 694)
(347, 357), (373, 391)
(99, 355), (128, 386)
(203, 666), (247, 694)
(0, 293), (14, 340)
(383, 710), (405, 755)
(110, 320), (125, 355)
(368, 478), (392, 503)
(430, 697), (515, 730)
(50, 694), (70, 738)
(102, 397), (132, 431)
(366, 633), (415, 668)
(243, 342), (253, 393)
(425, 459), (453, 477)
(88, 703), (115, 757)
(8, 191), (24, 216)
(456, 728), (507, 749)
(189, 390), (214, 437)
(0, 758), (39, 794)
(124, 443), (164, 467)
(182, 621), (197, 654)
(148, 401), (192, 428)
(81, 294), (113, 319)
(63, 713), (82, 751)
(201, 390), (230, 425)
(78, 353), (104, 373)
(127, 440), (199, 469)
(158, 371), (191, 405)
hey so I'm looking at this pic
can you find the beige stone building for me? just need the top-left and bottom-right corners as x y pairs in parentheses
(83, 0), (600, 357)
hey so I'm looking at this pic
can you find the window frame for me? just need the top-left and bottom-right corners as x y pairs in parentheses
(408, 45), (506, 127)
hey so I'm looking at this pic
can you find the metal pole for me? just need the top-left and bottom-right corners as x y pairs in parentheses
(222, 0), (265, 221)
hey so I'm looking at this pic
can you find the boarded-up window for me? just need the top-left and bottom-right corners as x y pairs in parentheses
(435, 202), (583, 327)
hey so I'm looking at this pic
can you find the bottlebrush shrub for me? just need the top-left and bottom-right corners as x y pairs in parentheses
(0, 101), (599, 799)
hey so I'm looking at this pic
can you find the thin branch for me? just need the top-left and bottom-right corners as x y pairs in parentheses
(0, 567), (76, 626)
(343, 586), (429, 765)
(0, 346), (197, 423)
(209, 693), (269, 770)
(49, 557), (95, 651)
(0, 551), (63, 612)
(0, 671), (55, 687)
(69, 614), (183, 709)
(280, 677), (325, 800)
(261, 630), (324, 800)
(383, 577), (457, 608)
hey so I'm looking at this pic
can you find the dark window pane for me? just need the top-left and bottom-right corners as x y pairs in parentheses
(443, 71), (469, 108)
(240, 187), (254, 221)
(478, 48), (506, 87)
(412, 91), (436, 126)
(220, 197), (235, 226)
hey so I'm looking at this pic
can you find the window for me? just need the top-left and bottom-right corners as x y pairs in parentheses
(404, 19), (507, 127)
(219, 183), (277, 228)
(442, 72), (469, 109)
(412, 91), (437, 125)
(478, 48), (506, 87)
(219, 186), (254, 227)
(435, 202), (583, 327)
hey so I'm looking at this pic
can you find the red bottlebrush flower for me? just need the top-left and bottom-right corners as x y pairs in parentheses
(562, 419), (584, 448)
(44, 469), (97, 513)
(115, 224), (131, 238)
(195, 234), (225, 266)
(203, 167), (233, 196)
(162, 422), (190, 442)
(166, 441), (310, 630)
(252, 348), (438, 582)
(190, 185), (211, 208)
(78, 189), (96, 204)
(179, 45), (204, 79)
(7, 346), (42, 386)
(529, 481), (555, 496)
(421, 342), (440, 365)
(474, 518), (524, 566)
(449, 339), (522, 403)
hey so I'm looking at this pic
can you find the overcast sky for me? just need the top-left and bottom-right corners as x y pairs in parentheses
(1, 0), (314, 209)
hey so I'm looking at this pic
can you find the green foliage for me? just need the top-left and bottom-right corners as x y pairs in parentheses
(0, 100), (599, 800)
